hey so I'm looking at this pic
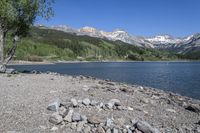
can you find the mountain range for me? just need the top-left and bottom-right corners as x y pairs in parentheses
(36, 25), (200, 58)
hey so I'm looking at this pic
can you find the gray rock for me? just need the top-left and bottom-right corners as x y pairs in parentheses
(113, 128), (119, 133)
(106, 102), (114, 109)
(5, 68), (17, 74)
(193, 127), (200, 133)
(70, 122), (77, 129)
(64, 109), (74, 122)
(185, 104), (200, 113)
(122, 129), (127, 133)
(83, 126), (91, 133)
(81, 115), (88, 122)
(47, 99), (61, 112)
(77, 121), (85, 132)
(83, 85), (90, 91)
(131, 118), (139, 125)
(140, 98), (149, 104)
(49, 112), (63, 124)
(106, 129), (112, 133)
(90, 100), (98, 106)
(106, 118), (114, 128)
(58, 106), (68, 117)
(88, 115), (105, 124)
(127, 128), (132, 133)
(124, 125), (132, 133)
(115, 118), (126, 127)
(50, 126), (58, 131)
(136, 120), (160, 133)
(98, 102), (104, 108)
(97, 126), (106, 133)
(109, 99), (121, 106)
(71, 98), (78, 107)
(106, 99), (121, 109)
(82, 98), (91, 106)
(72, 112), (82, 122)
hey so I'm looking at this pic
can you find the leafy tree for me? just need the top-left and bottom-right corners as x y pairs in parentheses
(0, 0), (54, 72)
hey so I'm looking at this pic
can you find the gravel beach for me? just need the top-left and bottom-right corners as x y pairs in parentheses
(0, 73), (199, 133)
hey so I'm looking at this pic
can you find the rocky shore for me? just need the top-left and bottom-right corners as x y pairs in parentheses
(0, 72), (200, 133)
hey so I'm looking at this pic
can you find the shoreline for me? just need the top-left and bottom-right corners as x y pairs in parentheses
(8, 59), (200, 65)
(0, 72), (199, 132)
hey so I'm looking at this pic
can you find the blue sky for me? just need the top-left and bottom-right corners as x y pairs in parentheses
(36, 0), (200, 37)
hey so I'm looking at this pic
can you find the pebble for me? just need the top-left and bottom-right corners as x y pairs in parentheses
(49, 112), (63, 124)
(166, 108), (176, 113)
(90, 100), (98, 106)
(97, 126), (106, 133)
(109, 99), (121, 106)
(50, 126), (58, 131)
(71, 98), (78, 107)
(77, 121), (85, 132)
(127, 107), (134, 111)
(58, 106), (68, 117)
(82, 98), (91, 106)
(83, 85), (90, 91)
(106, 102), (114, 109)
(83, 126), (91, 133)
(106, 118), (114, 128)
(113, 128), (119, 133)
(72, 112), (82, 122)
(47, 99), (61, 112)
(106, 128), (112, 133)
(70, 122), (77, 129)
(64, 109), (74, 122)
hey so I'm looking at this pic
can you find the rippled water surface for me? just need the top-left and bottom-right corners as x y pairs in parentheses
(10, 62), (200, 99)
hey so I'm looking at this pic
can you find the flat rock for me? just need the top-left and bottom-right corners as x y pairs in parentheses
(136, 120), (160, 133)
(88, 115), (105, 124)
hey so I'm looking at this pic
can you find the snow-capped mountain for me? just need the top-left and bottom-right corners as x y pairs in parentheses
(146, 35), (182, 44)
(37, 25), (200, 54)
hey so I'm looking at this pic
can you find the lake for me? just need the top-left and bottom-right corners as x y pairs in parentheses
(9, 62), (200, 99)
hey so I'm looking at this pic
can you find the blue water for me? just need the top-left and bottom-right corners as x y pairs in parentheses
(9, 62), (200, 99)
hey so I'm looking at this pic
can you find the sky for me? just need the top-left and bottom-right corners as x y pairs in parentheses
(36, 0), (200, 37)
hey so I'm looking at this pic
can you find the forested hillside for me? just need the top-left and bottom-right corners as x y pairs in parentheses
(5, 27), (180, 62)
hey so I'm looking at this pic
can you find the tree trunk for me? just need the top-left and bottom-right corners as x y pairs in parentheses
(4, 35), (18, 65)
(0, 27), (6, 72)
